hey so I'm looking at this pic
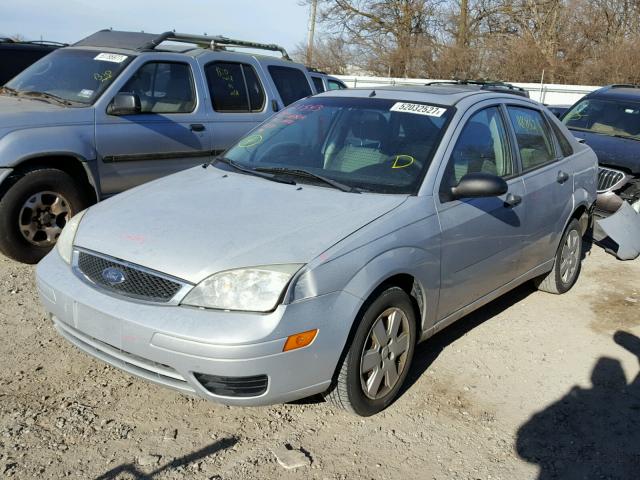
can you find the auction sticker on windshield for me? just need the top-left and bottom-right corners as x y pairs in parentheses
(94, 53), (128, 63)
(390, 102), (446, 117)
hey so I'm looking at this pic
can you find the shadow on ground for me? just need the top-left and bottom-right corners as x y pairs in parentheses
(94, 437), (238, 480)
(516, 330), (640, 479)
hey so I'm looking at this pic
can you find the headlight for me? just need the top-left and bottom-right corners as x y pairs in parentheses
(56, 209), (87, 264)
(181, 264), (303, 312)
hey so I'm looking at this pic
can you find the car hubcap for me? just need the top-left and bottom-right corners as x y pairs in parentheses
(560, 229), (580, 284)
(360, 307), (411, 400)
(18, 191), (71, 247)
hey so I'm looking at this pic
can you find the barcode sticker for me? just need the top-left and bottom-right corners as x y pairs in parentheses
(94, 53), (128, 63)
(390, 102), (447, 117)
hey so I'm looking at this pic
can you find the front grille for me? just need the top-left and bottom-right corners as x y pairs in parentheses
(77, 250), (184, 303)
(598, 167), (626, 192)
(194, 373), (269, 398)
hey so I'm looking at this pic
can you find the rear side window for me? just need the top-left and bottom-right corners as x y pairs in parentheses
(547, 115), (574, 157)
(120, 61), (195, 114)
(205, 62), (265, 112)
(506, 107), (556, 171)
(312, 76), (325, 93)
(268, 66), (312, 106)
(328, 79), (346, 90)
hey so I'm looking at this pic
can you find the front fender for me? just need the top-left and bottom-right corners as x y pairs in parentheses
(0, 124), (96, 168)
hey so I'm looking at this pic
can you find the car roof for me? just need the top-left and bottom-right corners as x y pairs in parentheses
(72, 29), (293, 61)
(318, 84), (536, 107)
(587, 85), (640, 102)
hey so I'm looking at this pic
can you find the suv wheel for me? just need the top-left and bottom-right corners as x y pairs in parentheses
(534, 219), (583, 294)
(0, 168), (88, 264)
(325, 287), (416, 416)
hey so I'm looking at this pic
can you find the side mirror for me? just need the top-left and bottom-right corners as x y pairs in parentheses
(451, 172), (508, 199)
(107, 92), (141, 116)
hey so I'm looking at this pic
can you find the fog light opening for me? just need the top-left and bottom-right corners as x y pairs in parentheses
(283, 329), (318, 352)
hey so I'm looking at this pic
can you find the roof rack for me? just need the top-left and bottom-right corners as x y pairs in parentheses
(0, 38), (66, 46)
(426, 80), (529, 97)
(609, 84), (640, 89)
(74, 30), (290, 59)
(306, 67), (328, 75)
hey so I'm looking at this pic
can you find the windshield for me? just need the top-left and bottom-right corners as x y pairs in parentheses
(223, 97), (453, 194)
(563, 98), (640, 140)
(4, 49), (132, 105)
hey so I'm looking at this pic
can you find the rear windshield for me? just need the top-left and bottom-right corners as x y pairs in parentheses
(224, 96), (453, 194)
(563, 98), (640, 140)
(5, 48), (132, 105)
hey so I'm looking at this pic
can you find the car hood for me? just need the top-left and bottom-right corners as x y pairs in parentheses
(0, 94), (93, 130)
(74, 167), (408, 284)
(569, 129), (640, 174)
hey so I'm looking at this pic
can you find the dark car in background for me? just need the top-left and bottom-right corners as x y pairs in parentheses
(562, 85), (640, 216)
(0, 38), (66, 85)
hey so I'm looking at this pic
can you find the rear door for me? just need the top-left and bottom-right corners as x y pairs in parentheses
(95, 54), (210, 196)
(201, 57), (274, 156)
(505, 104), (574, 274)
(435, 102), (526, 320)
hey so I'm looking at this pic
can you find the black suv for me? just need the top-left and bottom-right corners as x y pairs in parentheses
(0, 39), (66, 85)
(562, 85), (640, 216)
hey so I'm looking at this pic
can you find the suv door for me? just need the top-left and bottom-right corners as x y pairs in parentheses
(95, 56), (210, 195)
(435, 104), (526, 320)
(203, 59), (273, 156)
(504, 105), (574, 274)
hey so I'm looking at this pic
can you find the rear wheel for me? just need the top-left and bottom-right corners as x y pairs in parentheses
(325, 287), (417, 416)
(534, 219), (583, 294)
(0, 168), (88, 264)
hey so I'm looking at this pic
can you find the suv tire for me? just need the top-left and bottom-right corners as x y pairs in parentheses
(0, 168), (88, 264)
(534, 219), (583, 294)
(325, 287), (416, 416)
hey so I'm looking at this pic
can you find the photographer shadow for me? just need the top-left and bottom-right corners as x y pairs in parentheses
(516, 331), (640, 479)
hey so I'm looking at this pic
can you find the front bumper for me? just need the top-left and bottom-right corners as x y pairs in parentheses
(36, 251), (363, 406)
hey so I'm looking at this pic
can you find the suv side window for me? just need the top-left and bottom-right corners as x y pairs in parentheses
(312, 76), (325, 93)
(120, 62), (195, 114)
(268, 66), (312, 106)
(546, 114), (574, 157)
(506, 106), (556, 170)
(442, 106), (514, 190)
(205, 62), (265, 112)
(328, 79), (346, 90)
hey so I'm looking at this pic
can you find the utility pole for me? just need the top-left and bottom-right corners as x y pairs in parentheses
(306, 0), (318, 65)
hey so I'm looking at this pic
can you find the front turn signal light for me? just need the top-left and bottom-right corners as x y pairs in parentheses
(283, 329), (318, 352)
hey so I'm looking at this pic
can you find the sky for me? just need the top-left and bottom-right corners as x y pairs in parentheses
(0, 0), (311, 53)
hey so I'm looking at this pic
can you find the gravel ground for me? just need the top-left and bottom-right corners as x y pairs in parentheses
(0, 246), (638, 480)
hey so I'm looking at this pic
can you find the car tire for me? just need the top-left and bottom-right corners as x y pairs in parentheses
(0, 168), (88, 264)
(534, 219), (583, 294)
(325, 286), (417, 416)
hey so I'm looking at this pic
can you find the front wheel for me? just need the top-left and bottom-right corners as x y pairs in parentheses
(325, 287), (417, 416)
(534, 219), (583, 294)
(0, 168), (88, 264)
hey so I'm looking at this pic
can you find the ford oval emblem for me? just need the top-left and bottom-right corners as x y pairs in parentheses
(102, 267), (126, 285)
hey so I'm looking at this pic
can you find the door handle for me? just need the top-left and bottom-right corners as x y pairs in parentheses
(190, 123), (205, 132)
(505, 193), (522, 207)
(557, 170), (569, 184)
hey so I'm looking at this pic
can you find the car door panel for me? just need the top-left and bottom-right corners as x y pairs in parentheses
(95, 57), (210, 196)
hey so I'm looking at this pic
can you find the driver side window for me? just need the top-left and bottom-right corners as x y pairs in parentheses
(119, 62), (195, 114)
(443, 106), (514, 189)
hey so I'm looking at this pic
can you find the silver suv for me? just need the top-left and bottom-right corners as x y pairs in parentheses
(0, 30), (317, 263)
(36, 85), (598, 416)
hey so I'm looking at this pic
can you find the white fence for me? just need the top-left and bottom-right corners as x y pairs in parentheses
(334, 75), (599, 106)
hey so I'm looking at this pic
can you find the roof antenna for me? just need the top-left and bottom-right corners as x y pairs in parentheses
(369, 90), (376, 97)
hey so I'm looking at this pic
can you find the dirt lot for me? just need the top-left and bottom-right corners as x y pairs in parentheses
(0, 246), (638, 480)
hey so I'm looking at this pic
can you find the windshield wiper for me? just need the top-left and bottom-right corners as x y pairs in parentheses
(17, 90), (76, 106)
(205, 156), (296, 185)
(0, 86), (18, 96)
(255, 167), (358, 193)
(610, 133), (640, 142)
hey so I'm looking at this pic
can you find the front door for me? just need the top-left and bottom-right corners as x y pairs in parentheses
(96, 59), (210, 196)
(436, 105), (526, 320)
